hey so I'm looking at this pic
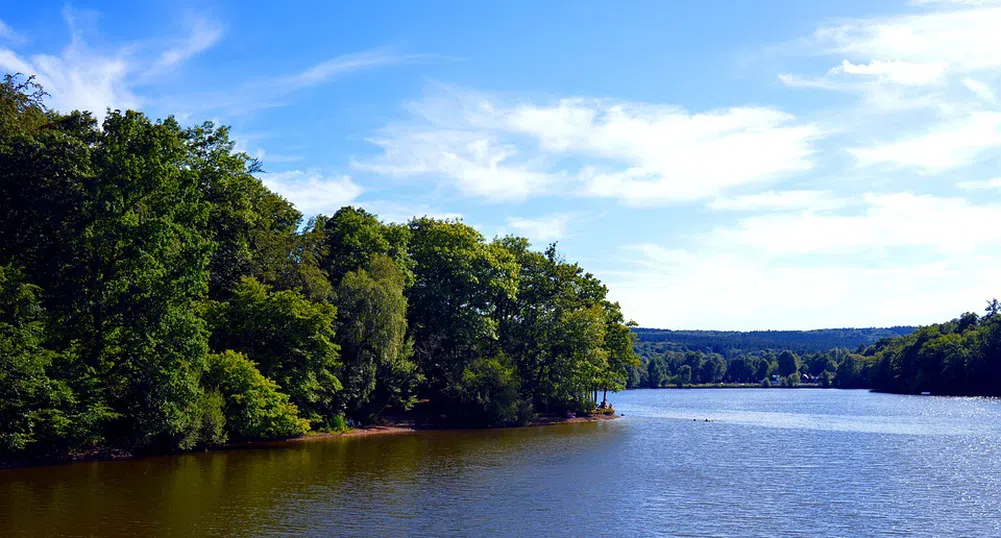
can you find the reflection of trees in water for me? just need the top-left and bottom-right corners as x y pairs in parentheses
(0, 423), (615, 536)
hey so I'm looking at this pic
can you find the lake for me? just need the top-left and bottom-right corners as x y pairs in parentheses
(2, 389), (1000, 537)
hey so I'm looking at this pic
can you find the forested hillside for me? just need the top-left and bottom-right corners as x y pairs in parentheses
(630, 309), (1000, 396)
(0, 74), (638, 461)
(633, 327), (916, 356)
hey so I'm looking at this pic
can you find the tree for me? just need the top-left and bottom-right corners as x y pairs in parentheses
(450, 353), (531, 426)
(676, 365), (692, 387)
(333, 255), (420, 419)
(647, 358), (666, 388)
(406, 218), (518, 407)
(58, 111), (213, 452)
(314, 206), (413, 288)
(777, 350), (800, 377)
(701, 354), (727, 384)
(754, 358), (772, 381)
(0, 265), (73, 454)
(205, 277), (341, 426)
(835, 354), (868, 388)
(202, 350), (309, 439)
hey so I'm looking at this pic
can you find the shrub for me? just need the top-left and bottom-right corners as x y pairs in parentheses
(203, 351), (310, 440)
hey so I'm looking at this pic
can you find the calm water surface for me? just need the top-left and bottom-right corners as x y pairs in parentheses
(2, 389), (1000, 537)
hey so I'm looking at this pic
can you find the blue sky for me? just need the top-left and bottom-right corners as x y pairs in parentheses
(4, 0), (1001, 330)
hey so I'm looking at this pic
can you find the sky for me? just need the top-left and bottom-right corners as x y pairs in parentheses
(3, 0), (1001, 330)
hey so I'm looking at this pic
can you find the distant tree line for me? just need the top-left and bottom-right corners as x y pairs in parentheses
(0, 74), (638, 459)
(630, 306), (1001, 396)
(633, 326), (916, 356)
(628, 347), (846, 389)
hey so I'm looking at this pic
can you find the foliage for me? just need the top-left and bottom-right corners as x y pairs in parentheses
(451, 353), (533, 426)
(202, 350), (309, 440)
(0, 74), (641, 460)
(333, 254), (420, 418)
(204, 278), (341, 425)
(633, 327), (916, 357)
(860, 306), (1001, 396)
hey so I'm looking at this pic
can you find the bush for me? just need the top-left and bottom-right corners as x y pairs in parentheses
(451, 353), (533, 426)
(179, 390), (228, 450)
(203, 351), (310, 440)
(326, 415), (349, 433)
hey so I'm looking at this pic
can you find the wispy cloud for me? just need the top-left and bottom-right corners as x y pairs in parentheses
(258, 170), (363, 217)
(778, 1), (1001, 175)
(149, 17), (223, 74)
(847, 112), (1001, 172)
(356, 86), (821, 205)
(287, 49), (430, 90)
(0, 8), (220, 120)
(957, 177), (1001, 189)
(506, 213), (575, 244)
(708, 190), (850, 212)
(608, 193), (1001, 329)
(165, 48), (435, 118)
(0, 19), (27, 44)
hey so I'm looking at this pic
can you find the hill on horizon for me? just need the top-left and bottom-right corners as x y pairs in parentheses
(632, 326), (918, 356)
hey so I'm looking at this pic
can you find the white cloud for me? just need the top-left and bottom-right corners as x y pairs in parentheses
(957, 177), (1001, 189)
(506, 213), (573, 244)
(847, 111), (1001, 172)
(708, 190), (849, 212)
(607, 248), (1001, 330)
(962, 77), (997, 102)
(829, 59), (948, 85)
(151, 17), (222, 73)
(0, 8), (221, 120)
(0, 19), (26, 44)
(258, 170), (363, 216)
(288, 50), (428, 90)
(709, 192), (1001, 257)
(607, 193), (1001, 329)
(357, 88), (820, 205)
(358, 127), (563, 201)
(813, 6), (1001, 74)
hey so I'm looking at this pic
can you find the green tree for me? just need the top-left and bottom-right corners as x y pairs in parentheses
(701, 354), (727, 384)
(205, 277), (341, 426)
(676, 364), (693, 387)
(202, 350), (309, 439)
(777, 350), (800, 377)
(333, 255), (420, 419)
(406, 218), (518, 406)
(451, 353), (532, 426)
(0, 265), (76, 454)
(647, 357), (666, 388)
(754, 358), (771, 381)
(314, 206), (413, 288)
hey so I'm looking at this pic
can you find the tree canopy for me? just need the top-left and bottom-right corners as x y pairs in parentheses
(0, 74), (639, 460)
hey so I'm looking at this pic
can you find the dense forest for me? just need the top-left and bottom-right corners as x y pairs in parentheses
(633, 327), (916, 357)
(0, 74), (638, 460)
(628, 346), (847, 389)
(630, 307), (1001, 396)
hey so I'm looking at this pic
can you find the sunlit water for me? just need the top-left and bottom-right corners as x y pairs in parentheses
(2, 389), (1000, 537)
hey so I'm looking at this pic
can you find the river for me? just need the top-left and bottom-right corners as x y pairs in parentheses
(2, 389), (1000, 537)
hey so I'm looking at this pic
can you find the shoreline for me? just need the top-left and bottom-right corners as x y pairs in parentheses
(0, 413), (619, 470)
(632, 383), (825, 389)
(286, 412), (620, 443)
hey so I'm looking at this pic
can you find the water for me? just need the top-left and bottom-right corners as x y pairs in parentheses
(2, 389), (1000, 537)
